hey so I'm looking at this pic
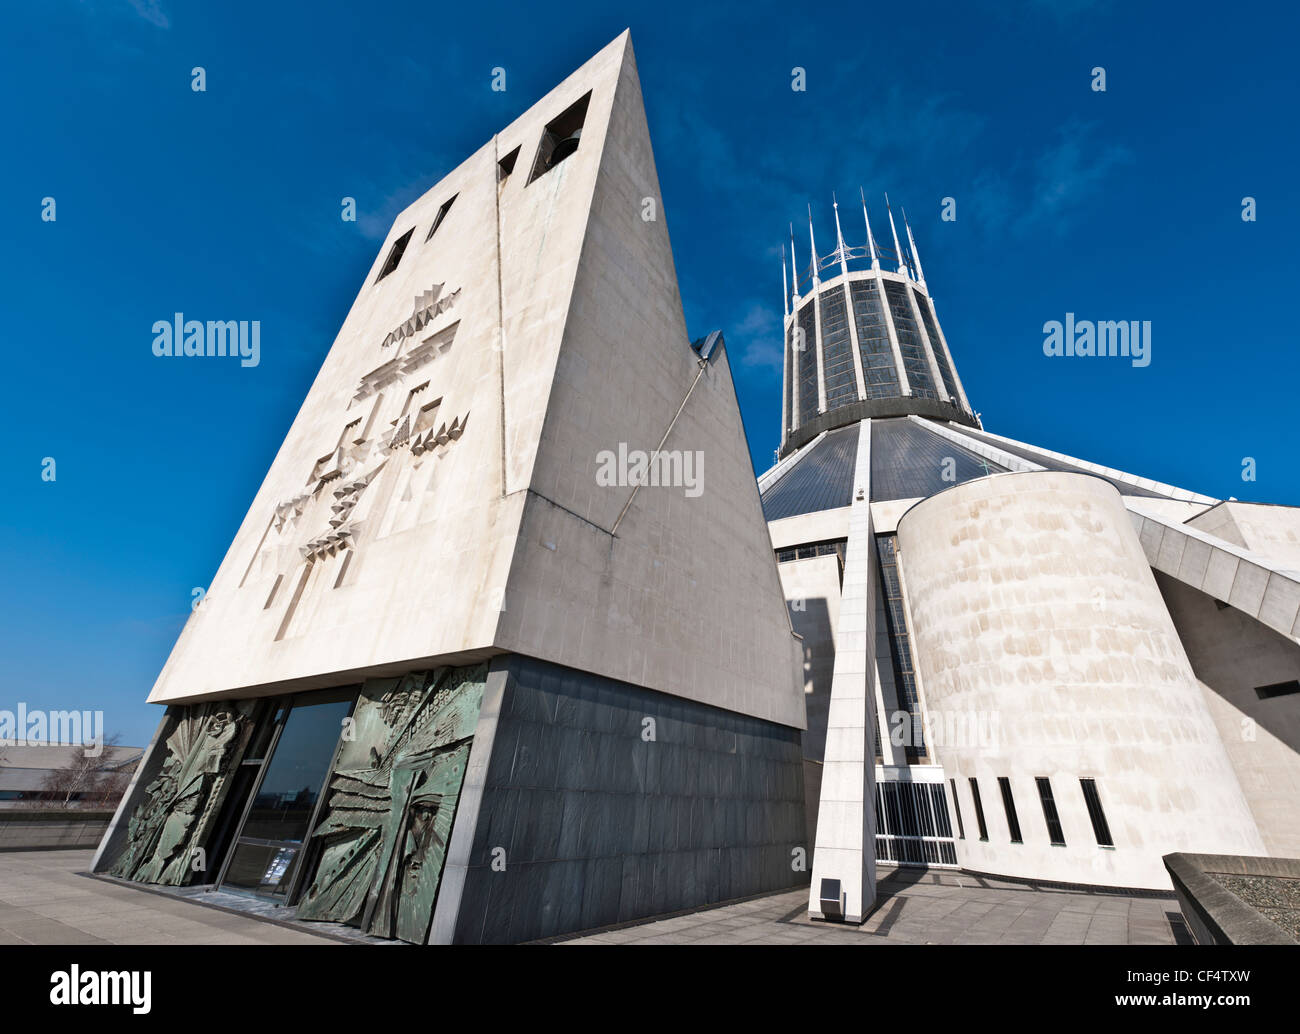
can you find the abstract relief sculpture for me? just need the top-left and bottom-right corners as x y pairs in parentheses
(109, 701), (255, 885)
(296, 663), (485, 942)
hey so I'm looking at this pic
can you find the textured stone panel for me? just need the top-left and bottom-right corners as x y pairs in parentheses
(451, 655), (807, 943)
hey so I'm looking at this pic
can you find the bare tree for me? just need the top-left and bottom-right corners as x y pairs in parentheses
(29, 733), (129, 810)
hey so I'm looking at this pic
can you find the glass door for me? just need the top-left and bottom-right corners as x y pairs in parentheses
(215, 689), (356, 899)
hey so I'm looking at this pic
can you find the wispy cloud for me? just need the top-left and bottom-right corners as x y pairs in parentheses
(126, 0), (170, 29)
(968, 120), (1133, 236)
(731, 300), (783, 371)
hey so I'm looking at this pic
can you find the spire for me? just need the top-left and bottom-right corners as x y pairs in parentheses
(885, 193), (908, 277)
(782, 243), (789, 318)
(789, 224), (800, 304)
(902, 208), (926, 288)
(832, 193), (850, 277)
(860, 188), (880, 270)
(807, 204), (820, 287)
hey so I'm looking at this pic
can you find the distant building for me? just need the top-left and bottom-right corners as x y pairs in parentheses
(0, 743), (143, 810)
(759, 197), (1300, 922)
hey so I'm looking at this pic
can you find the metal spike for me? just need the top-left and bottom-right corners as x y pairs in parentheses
(807, 204), (820, 286)
(885, 193), (907, 277)
(860, 187), (880, 270)
(832, 193), (849, 277)
(789, 224), (800, 303)
(782, 243), (789, 317)
(902, 208), (926, 287)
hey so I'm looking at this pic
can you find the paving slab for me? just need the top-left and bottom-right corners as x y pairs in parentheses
(0, 849), (339, 946)
(559, 868), (1183, 945)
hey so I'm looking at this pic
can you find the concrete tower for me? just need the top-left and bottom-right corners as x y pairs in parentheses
(762, 202), (1300, 917)
(95, 33), (808, 944)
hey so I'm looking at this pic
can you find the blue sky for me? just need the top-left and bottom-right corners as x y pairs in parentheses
(3, 0), (1297, 747)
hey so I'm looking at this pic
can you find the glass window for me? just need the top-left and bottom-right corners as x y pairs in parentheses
(969, 777), (988, 841)
(818, 286), (858, 412)
(375, 228), (414, 282)
(221, 692), (355, 896)
(998, 776), (1023, 843)
(912, 289), (961, 403)
(848, 279), (900, 399)
(950, 778), (965, 839)
(1036, 776), (1066, 846)
(425, 194), (457, 241)
(1080, 778), (1114, 847)
(795, 302), (819, 425)
(882, 278), (936, 399)
(876, 534), (924, 760)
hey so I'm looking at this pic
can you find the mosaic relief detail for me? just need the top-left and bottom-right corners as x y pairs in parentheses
(296, 664), (486, 943)
(239, 283), (469, 639)
(109, 701), (256, 886)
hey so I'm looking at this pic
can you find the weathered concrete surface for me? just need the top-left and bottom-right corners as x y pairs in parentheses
(1128, 499), (1300, 646)
(1157, 571), (1300, 858)
(146, 31), (803, 731)
(1164, 852), (1300, 945)
(1187, 501), (1300, 574)
(896, 471), (1264, 890)
(776, 553), (841, 762)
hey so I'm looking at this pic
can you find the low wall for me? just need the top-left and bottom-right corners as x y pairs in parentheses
(1164, 852), (1300, 945)
(0, 809), (116, 851)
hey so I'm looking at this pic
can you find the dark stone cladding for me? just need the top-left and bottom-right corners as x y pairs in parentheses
(451, 655), (808, 943)
(781, 395), (978, 458)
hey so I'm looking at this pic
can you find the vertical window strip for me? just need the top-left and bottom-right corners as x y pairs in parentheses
(875, 534), (924, 759)
(1035, 776), (1067, 846)
(882, 279), (936, 399)
(818, 286), (858, 411)
(998, 776), (1023, 844)
(1080, 778), (1114, 847)
(912, 288), (961, 402)
(848, 279), (901, 399)
(949, 778), (965, 839)
(796, 302), (819, 425)
(969, 777), (988, 841)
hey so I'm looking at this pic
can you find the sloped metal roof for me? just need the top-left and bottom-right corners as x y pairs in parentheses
(869, 418), (1006, 502)
(761, 424), (860, 521)
(952, 427), (1170, 500)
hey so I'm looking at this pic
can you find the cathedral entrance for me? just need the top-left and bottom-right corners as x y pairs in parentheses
(212, 689), (357, 900)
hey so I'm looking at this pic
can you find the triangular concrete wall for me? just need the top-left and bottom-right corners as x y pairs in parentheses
(148, 32), (803, 731)
(496, 35), (804, 727)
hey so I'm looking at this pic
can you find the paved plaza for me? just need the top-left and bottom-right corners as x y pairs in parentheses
(0, 849), (337, 945)
(0, 850), (1188, 946)
(556, 867), (1191, 945)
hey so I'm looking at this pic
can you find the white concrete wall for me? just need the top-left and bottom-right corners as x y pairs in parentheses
(1156, 571), (1300, 857)
(768, 507), (851, 551)
(148, 33), (804, 731)
(896, 471), (1264, 889)
(776, 555), (842, 762)
(809, 420), (876, 922)
(492, 36), (803, 728)
(1188, 502), (1300, 573)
